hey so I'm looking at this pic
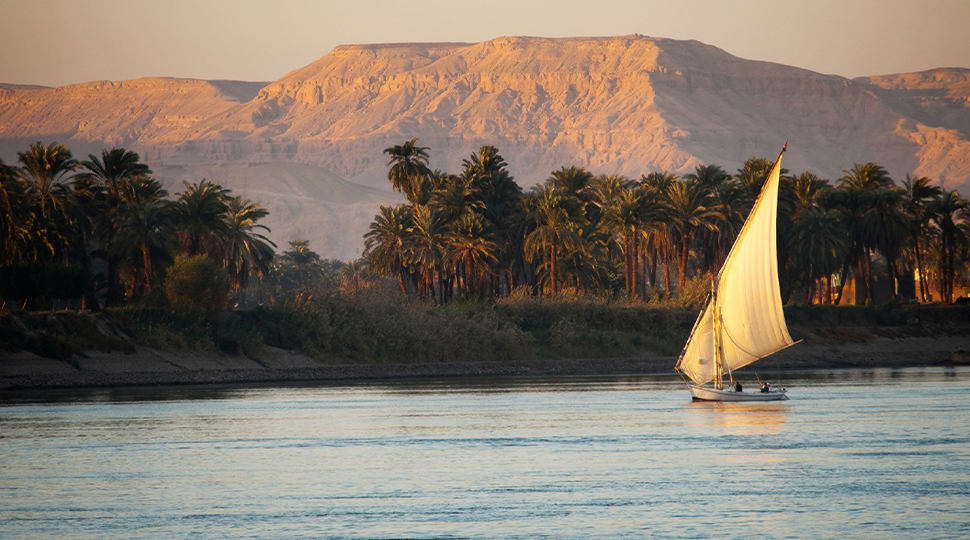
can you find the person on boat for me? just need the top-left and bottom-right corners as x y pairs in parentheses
(735, 381), (742, 392)
(761, 381), (772, 393)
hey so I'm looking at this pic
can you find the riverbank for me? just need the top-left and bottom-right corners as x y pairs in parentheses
(3, 302), (970, 391)
(2, 333), (967, 391)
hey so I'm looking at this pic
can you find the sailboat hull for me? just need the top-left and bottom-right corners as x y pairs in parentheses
(688, 385), (788, 402)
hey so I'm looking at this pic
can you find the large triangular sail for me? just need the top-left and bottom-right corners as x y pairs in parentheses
(675, 147), (795, 386)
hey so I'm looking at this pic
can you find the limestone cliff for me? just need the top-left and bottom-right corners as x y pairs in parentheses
(3, 36), (970, 256)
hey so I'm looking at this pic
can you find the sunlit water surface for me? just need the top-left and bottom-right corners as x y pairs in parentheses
(1, 368), (969, 539)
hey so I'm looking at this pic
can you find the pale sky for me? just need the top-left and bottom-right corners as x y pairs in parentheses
(2, 0), (969, 87)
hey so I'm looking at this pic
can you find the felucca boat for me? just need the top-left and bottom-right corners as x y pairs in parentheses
(675, 144), (796, 402)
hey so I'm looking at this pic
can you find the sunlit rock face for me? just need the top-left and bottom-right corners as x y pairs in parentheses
(3, 36), (970, 255)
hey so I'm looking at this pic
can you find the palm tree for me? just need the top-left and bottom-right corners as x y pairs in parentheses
(278, 240), (322, 289)
(663, 179), (722, 293)
(685, 164), (730, 193)
(863, 186), (907, 299)
(548, 166), (596, 220)
(461, 146), (523, 295)
(556, 228), (610, 295)
(548, 165), (594, 196)
(81, 148), (152, 195)
(829, 162), (894, 303)
(171, 179), (231, 257)
(224, 197), (276, 292)
(842, 162), (893, 191)
(600, 185), (660, 298)
(641, 172), (679, 292)
(589, 174), (634, 209)
(446, 212), (499, 297)
(364, 204), (413, 295)
(0, 158), (27, 262)
(429, 174), (483, 219)
(524, 188), (583, 296)
(927, 191), (969, 304)
(407, 204), (448, 302)
(112, 197), (172, 295)
(81, 148), (153, 304)
(735, 158), (785, 199)
(384, 138), (431, 205)
(109, 175), (171, 295)
(17, 141), (81, 262)
(18, 141), (80, 220)
(790, 172), (830, 214)
(790, 207), (849, 303)
(704, 177), (746, 275)
(902, 175), (942, 302)
(339, 258), (370, 295)
(461, 145), (508, 197)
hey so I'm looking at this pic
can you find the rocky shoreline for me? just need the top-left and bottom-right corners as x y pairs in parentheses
(1, 334), (967, 392)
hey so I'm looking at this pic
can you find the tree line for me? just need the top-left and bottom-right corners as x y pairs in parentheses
(364, 139), (970, 305)
(0, 142), (281, 310)
(3, 138), (969, 312)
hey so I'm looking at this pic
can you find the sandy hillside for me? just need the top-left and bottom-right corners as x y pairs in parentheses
(154, 162), (402, 259)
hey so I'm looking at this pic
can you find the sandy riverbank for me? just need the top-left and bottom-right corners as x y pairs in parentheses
(1, 334), (967, 391)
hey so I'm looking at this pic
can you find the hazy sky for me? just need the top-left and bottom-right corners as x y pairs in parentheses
(3, 0), (969, 87)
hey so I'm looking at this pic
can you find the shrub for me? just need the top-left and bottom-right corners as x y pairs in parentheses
(163, 254), (229, 315)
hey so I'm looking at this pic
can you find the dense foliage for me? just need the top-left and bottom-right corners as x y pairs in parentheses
(0, 143), (276, 311)
(4, 138), (970, 362)
(363, 141), (970, 306)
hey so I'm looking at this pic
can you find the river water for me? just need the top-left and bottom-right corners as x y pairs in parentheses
(1, 368), (969, 539)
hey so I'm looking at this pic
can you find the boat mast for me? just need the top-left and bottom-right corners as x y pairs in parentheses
(712, 278), (722, 389)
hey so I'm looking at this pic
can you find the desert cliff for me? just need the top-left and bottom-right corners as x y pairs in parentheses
(3, 35), (969, 256)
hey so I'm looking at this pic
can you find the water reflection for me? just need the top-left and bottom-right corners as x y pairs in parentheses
(685, 401), (789, 435)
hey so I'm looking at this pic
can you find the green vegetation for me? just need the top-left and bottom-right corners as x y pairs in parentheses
(363, 141), (970, 307)
(3, 138), (970, 364)
(0, 311), (133, 360)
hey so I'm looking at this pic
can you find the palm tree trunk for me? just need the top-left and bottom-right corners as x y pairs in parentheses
(939, 252), (948, 304)
(678, 236), (690, 295)
(864, 248), (874, 302)
(834, 251), (853, 305)
(630, 237), (640, 298)
(142, 246), (152, 292)
(914, 235), (927, 302)
(435, 263), (443, 304)
(550, 243), (558, 296)
(663, 251), (672, 296)
(945, 229), (955, 304)
(805, 267), (813, 303)
(623, 234), (631, 297)
(887, 257), (897, 299)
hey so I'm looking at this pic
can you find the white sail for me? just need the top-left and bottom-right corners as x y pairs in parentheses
(677, 298), (716, 385)
(676, 150), (795, 386)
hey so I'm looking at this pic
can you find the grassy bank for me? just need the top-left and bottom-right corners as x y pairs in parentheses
(3, 293), (969, 364)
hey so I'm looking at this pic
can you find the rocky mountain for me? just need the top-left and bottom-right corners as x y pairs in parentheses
(2, 35), (969, 256)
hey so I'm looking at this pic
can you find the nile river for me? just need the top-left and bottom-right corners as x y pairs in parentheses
(1, 368), (969, 539)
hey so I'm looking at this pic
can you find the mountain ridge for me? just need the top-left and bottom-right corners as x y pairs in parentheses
(2, 35), (969, 256)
